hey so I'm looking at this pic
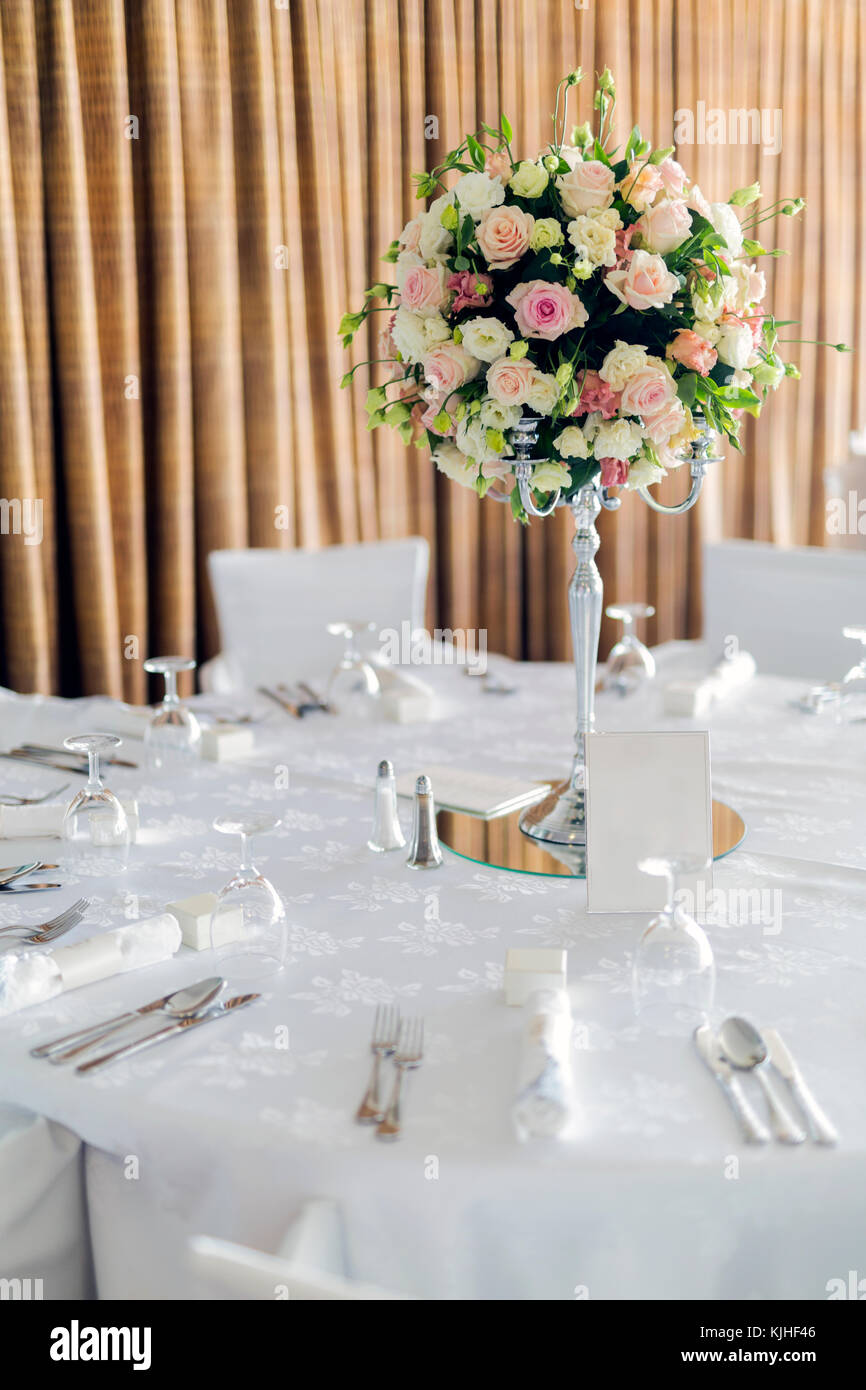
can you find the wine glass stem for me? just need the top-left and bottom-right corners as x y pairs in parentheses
(163, 670), (179, 706)
(86, 750), (102, 794)
(238, 833), (257, 876)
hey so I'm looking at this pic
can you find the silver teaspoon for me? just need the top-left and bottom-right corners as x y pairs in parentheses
(719, 1016), (807, 1145)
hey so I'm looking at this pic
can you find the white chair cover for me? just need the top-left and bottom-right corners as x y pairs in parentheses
(205, 539), (429, 692)
(703, 539), (866, 679)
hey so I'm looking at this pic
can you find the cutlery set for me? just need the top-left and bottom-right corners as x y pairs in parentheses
(694, 1016), (837, 1146)
(0, 861), (63, 896)
(355, 1005), (425, 1141)
(0, 897), (90, 947)
(257, 682), (333, 718)
(29, 977), (260, 1074)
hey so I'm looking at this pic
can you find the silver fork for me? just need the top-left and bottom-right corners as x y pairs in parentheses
(0, 783), (70, 807)
(355, 1004), (400, 1123)
(0, 897), (90, 941)
(376, 1017), (424, 1141)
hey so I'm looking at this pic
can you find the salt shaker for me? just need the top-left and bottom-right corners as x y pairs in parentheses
(368, 759), (406, 852)
(405, 774), (443, 870)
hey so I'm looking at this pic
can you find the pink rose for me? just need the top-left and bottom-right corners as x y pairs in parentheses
(485, 149), (513, 181)
(506, 279), (588, 341)
(401, 263), (448, 315)
(657, 157), (688, 198)
(476, 205), (535, 270)
(666, 329), (718, 377)
(447, 269), (494, 316)
(572, 370), (621, 420)
(399, 216), (423, 253)
(635, 199), (692, 255)
(486, 355), (535, 406)
(619, 365), (677, 419)
(605, 250), (680, 311)
(423, 342), (480, 396)
(620, 161), (663, 212)
(600, 457), (629, 488)
(613, 223), (635, 268)
(642, 398), (686, 445)
(556, 160), (616, 217)
(687, 183), (712, 221)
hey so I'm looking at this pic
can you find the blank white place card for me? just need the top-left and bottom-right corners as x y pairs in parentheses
(585, 731), (713, 913)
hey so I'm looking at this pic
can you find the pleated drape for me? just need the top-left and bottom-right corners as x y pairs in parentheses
(0, 0), (862, 697)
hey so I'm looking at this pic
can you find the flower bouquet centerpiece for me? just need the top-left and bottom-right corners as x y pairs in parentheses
(340, 68), (844, 859)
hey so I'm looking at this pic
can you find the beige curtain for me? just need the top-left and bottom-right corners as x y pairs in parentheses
(0, 0), (862, 697)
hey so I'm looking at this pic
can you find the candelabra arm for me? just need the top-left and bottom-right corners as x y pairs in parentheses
(637, 411), (723, 516)
(515, 461), (560, 517)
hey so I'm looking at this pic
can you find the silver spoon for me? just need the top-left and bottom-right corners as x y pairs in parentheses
(718, 1016), (807, 1145)
(42, 977), (226, 1064)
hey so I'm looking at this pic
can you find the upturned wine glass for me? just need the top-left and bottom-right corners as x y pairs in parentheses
(208, 813), (287, 979)
(326, 620), (382, 717)
(61, 734), (130, 877)
(604, 603), (656, 694)
(632, 855), (715, 1034)
(143, 656), (201, 770)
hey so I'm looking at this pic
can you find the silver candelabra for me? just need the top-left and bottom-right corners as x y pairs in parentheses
(489, 412), (722, 868)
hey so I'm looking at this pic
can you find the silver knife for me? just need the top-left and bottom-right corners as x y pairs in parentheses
(0, 861), (42, 887)
(694, 1024), (771, 1144)
(76, 994), (260, 1074)
(31, 976), (225, 1058)
(0, 882), (62, 893)
(765, 1028), (838, 1146)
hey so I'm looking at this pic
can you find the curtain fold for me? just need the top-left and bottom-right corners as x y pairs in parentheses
(0, 0), (862, 697)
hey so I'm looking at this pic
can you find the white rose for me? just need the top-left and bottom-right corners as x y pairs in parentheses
(555, 424), (591, 459)
(593, 417), (645, 462)
(585, 206), (623, 231)
(531, 461), (571, 492)
(419, 194), (455, 259)
(479, 396), (522, 430)
(391, 307), (449, 364)
(524, 369), (560, 415)
(716, 320), (754, 371)
(567, 215), (617, 268)
(599, 340), (649, 392)
(625, 455), (667, 491)
(434, 441), (477, 489)
(460, 315), (515, 363)
(709, 202), (744, 259)
(453, 171), (506, 220)
(508, 160), (549, 199)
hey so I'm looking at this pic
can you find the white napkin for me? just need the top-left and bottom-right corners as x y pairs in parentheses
(0, 799), (139, 841)
(512, 988), (576, 1140)
(0, 913), (181, 1016)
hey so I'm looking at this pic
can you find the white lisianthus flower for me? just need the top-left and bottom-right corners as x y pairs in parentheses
(555, 424), (591, 459)
(598, 341), (649, 392)
(582, 410), (603, 443)
(693, 318), (721, 345)
(690, 285), (725, 324)
(593, 416), (645, 462)
(524, 369), (560, 415)
(531, 461), (571, 492)
(453, 171), (506, 220)
(567, 215), (617, 268)
(456, 415), (507, 464)
(479, 396), (522, 430)
(391, 307), (450, 364)
(460, 315), (515, 363)
(716, 320), (754, 371)
(730, 367), (756, 390)
(709, 202), (744, 259)
(625, 454), (667, 490)
(420, 194), (455, 259)
(529, 217), (565, 251)
(585, 206), (623, 232)
(434, 441), (477, 488)
(509, 160), (549, 199)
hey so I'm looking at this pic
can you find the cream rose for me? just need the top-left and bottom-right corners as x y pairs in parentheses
(531, 461), (571, 492)
(556, 160), (615, 217)
(605, 250), (680, 311)
(476, 205), (535, 270)
(423, 341), (481, 396)
(460, 315), (515, 363)
(555, 425), (591, 460)
(509, 160), (549, 199)
(642, 397), (686, 445)
(593, 416), (645, 462)
(715, 319), (754, 370)
(453, 171), (506, 220)
(635, 199), (692, 254)
(599, 341), (649, 392)
(625, 455), (667, 490)
(525, 368), (560, 415)
(620, 161), (663, 212)
(486, 354), (535, 406)
(619, 364), (678, 420)
(529, 217), (565, 251)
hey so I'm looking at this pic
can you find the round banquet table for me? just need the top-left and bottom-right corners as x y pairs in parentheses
(0, 643), (864, 1301)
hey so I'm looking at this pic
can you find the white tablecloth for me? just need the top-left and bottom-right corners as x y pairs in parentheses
(0, 645), (864, 1300)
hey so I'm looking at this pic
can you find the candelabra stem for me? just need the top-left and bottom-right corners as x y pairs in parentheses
(519, 482), (603, 866)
